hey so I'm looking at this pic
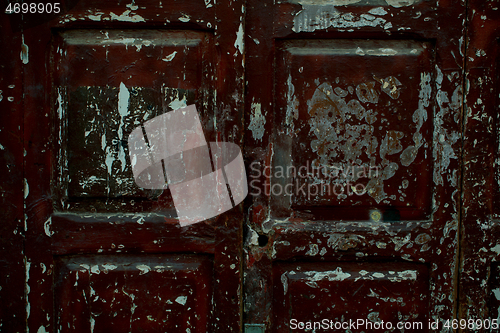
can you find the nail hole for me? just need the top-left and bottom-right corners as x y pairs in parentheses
(258, 234), (268, 247)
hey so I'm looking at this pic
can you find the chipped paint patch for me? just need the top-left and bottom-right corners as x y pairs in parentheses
(162, 51), (177, 62)
(385, 0), (419, 8)
(179, 13), (191, 22)
(433, 66), (460, 186)
(292, 5), (391, 33)
(491, 244), (500, 255)
(25, 260), (31, 328)
(286, 75), (299, 135)
(137, 264), (151, 275)
(304, 268), (351, 287)
(24, 178), (29, 199)
(175, 295), (187, 305)
(234, 22), (244, 55)
(20, 35), (29, 65)
(44, 217), (54, 237)
(37, 326), (48, 333)
(248, 102), (266, 141)
(109, 10), (145, 22)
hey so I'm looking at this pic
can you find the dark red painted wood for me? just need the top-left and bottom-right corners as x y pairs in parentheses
(459, 1), (500, 331)
(244, 0), (465, 332)
(0, 12), (26, 333)
(19, 1), (244, 332)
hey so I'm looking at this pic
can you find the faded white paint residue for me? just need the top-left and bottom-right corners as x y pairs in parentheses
(389, 270), (417, 282)
(234, 22), (244, 55)
(25, 260), (31, 327)
(295, 0), (362, 4)
(179, 14), (190, 22)
(204, 0), (213, 8)
(91, 265), (100, 274)
(37, 325), (48, 333)
(400, 72), (430, 167)
(88, 14), (102, 21)
(44, 217), (54, 237)
(118, 82), (130, 118)
(292, 5), (389, 33)
(281, 272), (288, 295)
(367, 312), (380, 323)
(175, 295), (187, 305)
(306, 244), (319, 256)
(109, 10), (146, 22)
(101, 264), (118, 273)
(169, 94), (187, 110)
(385, 0), (419, 8)
(102, 83), (130, 179)
(24, 178), (29, 199)
(304, 267), (351, 288)
(137, 264), (151, 275)
(162, 51), (177, 62)
(491, 244), (500, 255)
(21, 35), (29, 65)
(248, 102), (266, 141)
(433, 66), (460, 185)
(286, 75), (299, 135)
(368, 7), (388, 16)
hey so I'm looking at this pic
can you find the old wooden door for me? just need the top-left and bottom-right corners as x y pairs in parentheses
(244, 0), (465, 332)
(15, 0), (245, 332)
(460, 1), (500, 331)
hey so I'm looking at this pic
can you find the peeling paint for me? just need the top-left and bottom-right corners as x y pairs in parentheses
(162, 51), (177, 62)
(292, 5), (391, 33)
(137, 264), (151, 275)
(44, 217), (54, 237)
(234, 22), (244, 55)
(248, 102), (266, 141)
(109, 10), (145, 22)
(286, 75), (299, 135)
(433, 66), (461, 186)
(175, 295), (187, 305)
(20, 35), (29, 65)
(304, 268), (351, 287)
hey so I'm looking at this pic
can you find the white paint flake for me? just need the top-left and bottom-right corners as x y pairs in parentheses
(118, 82), (130, 118)
(25, 260), (31, 329)
(304, 268), (351, 287)
(162, 51), (177, 62)
(44, 217), (54, 237)
(368, 7), (387, 16)
(179, 14), (190, 22)
(281, 272), (288, 295)
(109, 10), (145, 22)
(491, 244), (500, 255)
(101, 264), (118, 272)
(292, 5), (390, 33)
(385, 0), (419, 8)
(248, 102), (266, 141)
(37, 325), (48, 333)
(175, 296), (188, 305)
(20, 34), (29, 65)
(286, 75), (299, 135)
(168, 94), (187, 110)
(234, 22), (244, 55)
(137, 264), (151, 275)
(24, 178), (29, 199)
